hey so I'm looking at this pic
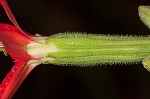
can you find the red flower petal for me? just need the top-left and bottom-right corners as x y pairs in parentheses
(0, 0), (20, 28)
(0, 23), (32, 40)
(0, 61), (37, 99)
(0, 24), (33, 61)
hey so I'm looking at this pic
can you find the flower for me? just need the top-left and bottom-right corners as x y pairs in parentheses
(0, 24), (40, 99)
(0, 0), (47, 99)
(0, 23), (54, 98)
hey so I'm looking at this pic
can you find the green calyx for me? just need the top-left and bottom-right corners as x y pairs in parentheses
(45, 33), (150, 66)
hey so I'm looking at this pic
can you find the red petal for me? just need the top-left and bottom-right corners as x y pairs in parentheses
(0, 0), (4, 3)
(0, 24), (34, 61)
(0, 0), (20, 28)
(0, 61), (37, 99)
(0, 0), (31, 38)
(0, 23), (32, 40)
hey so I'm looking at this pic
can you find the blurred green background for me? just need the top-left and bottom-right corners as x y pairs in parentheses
(1, 0), (150, 99)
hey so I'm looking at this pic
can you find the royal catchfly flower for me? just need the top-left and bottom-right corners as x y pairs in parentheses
(1, 0), (150, 99)
(0, 0), (51, 98)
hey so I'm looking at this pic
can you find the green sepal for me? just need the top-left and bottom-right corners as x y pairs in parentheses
(142, 56), (150, 72)
(139, 6), (150, 29)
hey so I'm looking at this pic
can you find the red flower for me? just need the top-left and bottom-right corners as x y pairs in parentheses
(0, 0), (56, 98)
(0, 0), (41, 98)
(0, 23), (38, 98)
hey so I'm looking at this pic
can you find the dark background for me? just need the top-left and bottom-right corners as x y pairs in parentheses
(0, 0), (150, 99)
